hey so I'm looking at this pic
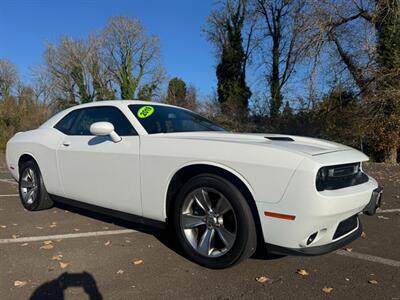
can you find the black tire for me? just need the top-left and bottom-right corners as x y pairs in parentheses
(18, 159), (53, 211)
(171, 174), (257, 269)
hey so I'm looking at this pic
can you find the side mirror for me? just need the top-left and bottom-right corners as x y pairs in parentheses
(90, 122), (122, 143)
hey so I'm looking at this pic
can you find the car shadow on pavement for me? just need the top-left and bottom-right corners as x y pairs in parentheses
(29, 271), (102, 300)
(54, 202), (161, 234)
(53, 202), (284, 264)
(53, 202), (189, 259)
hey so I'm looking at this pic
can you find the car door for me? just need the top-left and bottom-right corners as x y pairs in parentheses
(55, 105), (142, 215)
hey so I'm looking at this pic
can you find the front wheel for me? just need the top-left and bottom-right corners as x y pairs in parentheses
(19, 160), (53, 211)
(172, 174), (257, 269)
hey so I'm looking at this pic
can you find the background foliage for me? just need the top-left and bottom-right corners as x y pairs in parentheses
(0, 1), (399, 162)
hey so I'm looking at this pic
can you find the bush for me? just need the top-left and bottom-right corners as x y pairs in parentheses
(0, 96), (50, 151)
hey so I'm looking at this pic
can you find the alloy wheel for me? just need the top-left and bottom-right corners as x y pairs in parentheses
(180, 187), (237, 258)
(20, 168), (38, 205)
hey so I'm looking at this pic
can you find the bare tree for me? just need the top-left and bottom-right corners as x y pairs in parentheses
(305, 0), (376, 93)
(102, 16), (164, 100)
(305, 0), (400, 162)
(0, 59), (18, 99)
(44, 37), (91, 106)
(254, 0), (307, 118)
(206, 0), (258, 65)
(30, 65), (55, 104)
(86, 37), (115, 101)
(43, 35), (115, 108)
(185, 85), (199, 111)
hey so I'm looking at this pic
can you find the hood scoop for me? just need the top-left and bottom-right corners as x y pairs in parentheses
(265, 136), (294, 142)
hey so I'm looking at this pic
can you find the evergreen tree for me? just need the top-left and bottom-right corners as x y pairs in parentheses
(166, 77), (187, 106)
(373, 0), (400, 162)
(214, 0), (251, 116)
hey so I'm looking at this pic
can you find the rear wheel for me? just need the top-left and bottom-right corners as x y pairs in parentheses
(172, 174), (257, 269)
(19, 160), (53, 211)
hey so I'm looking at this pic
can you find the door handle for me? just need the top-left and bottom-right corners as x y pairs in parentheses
(62, 141), (71, 147)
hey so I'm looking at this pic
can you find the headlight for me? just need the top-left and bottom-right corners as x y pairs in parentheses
(316, 163), (368, 191)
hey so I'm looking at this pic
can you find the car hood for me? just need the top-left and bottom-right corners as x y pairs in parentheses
(153, 131), (353, 156)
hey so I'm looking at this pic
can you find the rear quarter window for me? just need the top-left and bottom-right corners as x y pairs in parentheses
(54, 110), (80, 135)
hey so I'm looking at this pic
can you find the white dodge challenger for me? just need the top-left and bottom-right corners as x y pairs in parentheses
(6, 100), (382, 268)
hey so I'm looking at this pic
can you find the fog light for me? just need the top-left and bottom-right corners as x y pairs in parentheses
(307, 232), (318, 245)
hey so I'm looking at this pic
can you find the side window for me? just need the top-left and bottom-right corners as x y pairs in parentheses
(57, 106), (136, 136)
(69, 106), (137, 136)
(54, 110), (80, 134)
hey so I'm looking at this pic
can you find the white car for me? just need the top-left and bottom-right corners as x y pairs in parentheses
(5, 100), (382, 268)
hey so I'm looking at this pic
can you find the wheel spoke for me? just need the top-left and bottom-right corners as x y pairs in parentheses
(181, 187), (238, 258)
(198, 228), (215, 256)
(28, 169), (34, 181)
(194, 189), (212, 213)
(182, 213), (205, 229)
(216, 226), (235, 248)
(214, 197), (231, 216)
(26, 188), (36, 201)
(21, 180), (34, 189)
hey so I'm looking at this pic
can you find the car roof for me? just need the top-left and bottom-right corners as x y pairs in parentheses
(67, 100), (177, 109)
(39, 100), (185, 129)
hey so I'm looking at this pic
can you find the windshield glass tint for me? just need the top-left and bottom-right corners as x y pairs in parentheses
(129, 104), (225, 134)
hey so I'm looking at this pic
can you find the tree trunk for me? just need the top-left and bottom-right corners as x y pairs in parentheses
(269, 34), (282, 119)
(375, 0), (400, 163)
(383, 142), (398, 163)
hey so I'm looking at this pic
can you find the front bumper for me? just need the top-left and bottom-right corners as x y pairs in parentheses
(266, 220), (362, 256)
(264, 186), (383, 256)
(363, 186), (383, 216)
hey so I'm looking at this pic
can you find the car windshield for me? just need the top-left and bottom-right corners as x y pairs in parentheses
(128, 104), (225, 134)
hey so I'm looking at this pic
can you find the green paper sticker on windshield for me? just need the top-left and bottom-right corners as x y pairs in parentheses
(137, 106), (155, 119)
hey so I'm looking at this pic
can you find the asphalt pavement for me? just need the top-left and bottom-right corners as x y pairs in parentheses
(0, 158), (399, 300)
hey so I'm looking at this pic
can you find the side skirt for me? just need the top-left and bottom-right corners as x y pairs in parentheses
(49, 194), (167, 230)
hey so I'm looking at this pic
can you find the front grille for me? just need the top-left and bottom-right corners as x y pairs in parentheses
(316, 162), (369, 191)
(333, 215), (358, 239)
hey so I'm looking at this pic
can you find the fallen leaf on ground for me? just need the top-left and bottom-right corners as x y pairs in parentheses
(132, 259), (144, 265)
(40, 244), (54, 250)
(12, 234), (18, 239)
(36, 226), (43, 230)
(14, 280), (27, 288)
(368, 279), (378, 284)
(256, 276), (270, 283)
(322, 287), (333, 294)
(59, 262), (70, 269)
(104, 241), (111, 246)
(361, 232), (367, 239)
(43, 240), (53, 245)
(344, 248), (353, 252)
(296, 269), (309, 276)
(73, 228), (80, 232)
(21, 243), (28, 247)
(52, 254), (63, 261)
(116, 270), (124, 274)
